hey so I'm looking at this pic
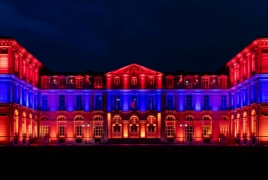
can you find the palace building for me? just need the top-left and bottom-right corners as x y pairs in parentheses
(0, 36), (267, 145)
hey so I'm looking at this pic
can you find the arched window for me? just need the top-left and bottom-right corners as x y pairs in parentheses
(220, 116), (227, 121)
(93, 115), (103, 121)
(113, 115), (121, 124)
(0, 48), (8, 54)
(131, 76), (137, 85)
(40, 117), (49, 121)
(74, 115), (84, 121)
(130, 115), (138, 123)
(114, 76), (120, 86)
(57, 115), (67, 121)
(203, 116), (211, 120)
(166, 115), (175, 121)
(147, 115), (156, 124)
(185, 115), (194, 121)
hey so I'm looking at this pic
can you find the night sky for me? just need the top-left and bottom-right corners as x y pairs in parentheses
(1, 0), (268, 73)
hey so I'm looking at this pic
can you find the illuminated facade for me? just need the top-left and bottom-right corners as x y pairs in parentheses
(0, 36), (268, 145)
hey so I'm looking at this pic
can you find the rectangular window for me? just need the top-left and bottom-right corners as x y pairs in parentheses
(221, 95), (227, 110)
(75, 126), (82, 137)
(185, 126), (194, 142)
(202, 126), (211, 137)
(42, 78), (49, 86)
(186, 95), (192, 110)
(28, 91), (32, 108)
(59, 79), (66, 86)
(237, 91), (240, 108)
(166, 94), (174, 110)
(166, 78), (173, 88)
(130, 95), (138, 110)
(148, 77), (154, 85)
(148, 94), (155, 110)
(59, 126), (65, 137)
(94, 126), (103, 136)
(94, 94), (102, 110)
(113, 94), (121, 110)
(76, 95), (83, 110)
(14, 84), (19, 103)
(114, 125), (121, 132)
(220, 126), (228, 136)
(40, 126), (50, 138)
(114, 77), (120, 86)
(59, 95), (65, 110)
(203, 95), (210, 110)
(94, 77), (102, 88)
(76, 78), (83, 87)
(166, 126), (175, 137)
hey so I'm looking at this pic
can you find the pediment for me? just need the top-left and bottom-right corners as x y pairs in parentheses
(106, 63), (163, 76)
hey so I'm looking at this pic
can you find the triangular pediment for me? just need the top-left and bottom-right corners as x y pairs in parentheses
(106, 63), (163, 76)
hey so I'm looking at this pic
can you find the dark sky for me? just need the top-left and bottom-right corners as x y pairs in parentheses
(1, 0), (268, 73)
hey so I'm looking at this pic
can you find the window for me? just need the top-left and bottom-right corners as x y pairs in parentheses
(148, 94), (155, 110)
(219, 79), (226, 86)
(58, 95), (65, 110)
(94, 77), (102, 88)
(40, 126), (50, 138)
(14, 55), (18, 72)
(203, 116), (211, 120)
(221, 116), (227, 120)
(42, 95), (48, 110)
(202, 78), (209, 87)
(166, 94), (174, 110)
(76, 77), (83, 87)
(221, 95), (227, 110)
(0, 48), (8, 54)
(114, 125), (121, 132)
(57, 116), (67, 121)
(76, 95), (83, 110)
(220, 126), (228, 136)
(14, 84), (19, 103)
(202, 126), (211, 137)
(130, 95), (138, 110)
(113, 94), (121, 110)
(185, 126), (194, 142)
(166, 77), (174, 88)
(185, 79), (191, 86)
(94, 116), (103, 121)
(75, 126), (82, 137)
(166, 116), (175, 121)
(203, 95), (210, 110)
(94, 94), (102, 110)
(185, 116), (193, 121)
(186, 95), (192, 110)
(166, 126), (175, 137)
(94, 126), (103, 136)
(131, 76), (137, 85)
(59, 78), (66, 86)
(74, 116), (84, 121)
(42, 78), (49, 86)
(59, 126), (65, 137)
(148, 76), (154, 85)
(131, 125), (138, 132)
(40, 117), (49, 121)
(114, 77), (120, 86)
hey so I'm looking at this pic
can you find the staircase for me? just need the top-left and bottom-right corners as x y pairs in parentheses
(101, 138), (169, 144)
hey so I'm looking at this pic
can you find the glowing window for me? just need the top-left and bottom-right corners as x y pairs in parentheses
(166, 126), (175, 137)
(113, 116), (121, 124)
(148, 76), (154, 85)
(74, 115), (84, 121)
(114, 77), (120, 85)
(131, 76), (137, 85)
(59, 126), (65, 137)
(94, 115), (103, 120)
(94, 126), (103, 136)
(75, 126), (82, 137)
(130, 116), (138, 123)
(76, 77), (83, 86)
(57, 116), (67, 121)
(40, 126), (50, 137)
(202, 126), (211, 137)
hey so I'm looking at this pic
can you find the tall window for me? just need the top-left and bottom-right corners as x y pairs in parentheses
(94, 77), (102, 88)
(75, 126), (82, 137)
(202, 78), (209, 88)
(59, 95), (65, 110)
(148, 76), (154, 86)
(166, 77), (174, 88)
(59, 126), (65, 137)
(94, 126), (103, 137)
(94, 94), (102, 110)
(113, 94), (121, 110)
(59, 78), (66, 86)
(185, 126), (194, 142)
(14, 84), (19, 103)
(114, 77), (120, 86)
(237, 91), (240, 108)
(76, 77), (83, 87)
(166, 126), (175, 137)
(42, 78), (49, 86)
(76, 95), (83, 110)
(166, 94), (174, 110)
(221, 95), (227, 110)
(202, 126), (211, 137)
(203, 95), (210, 110)
(130, 95), (138, 110)
(148, 94), (155, 110)
(186, 95), (192, 110)
(131, 76), (137, 85)
(40, 126), (50, 138)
